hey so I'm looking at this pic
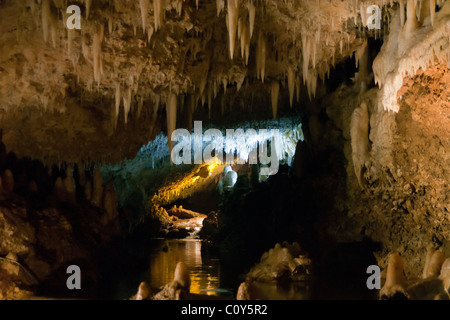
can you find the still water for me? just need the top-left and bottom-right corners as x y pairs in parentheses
(147, 238), (233, 297)
(112, 238), (310, 300)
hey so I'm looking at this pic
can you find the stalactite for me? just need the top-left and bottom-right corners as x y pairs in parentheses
(41, 0), (51, 43)
(187, 95), (194, 132)
(154, 0), (163, 32)
(288, 67), (295, 108)
(360, 2), (367, 27)
(405, 0), (418, 36)
(137, 96), (144, 118)
(123, 87), (132, 124)
(248, 0), (256, 38)
(213, 80), (218, 98)
(271, 82), (279, 119)
(108, 16), (113, 34)
(356, 40), (369, 93)
(301, 31), (310, 84)
(93, 30), (103, 84)
(166, 93), (177, 163)
(86, 0), (92, 20)
(350, 102), (370, 189)
(91, 165), (103, 207)
(140, 0), (150, 32)
(207, 84), (213, 119)
(256, 32), (266, 83)
(217, 0), (225, 16)
(430, 0), (436, 26)
(67, 29), (75, 54)
(63, 165), (76, 203)
(419, 0), (431, 24)
(222, 78), (228, 94)
(240, 23), (250, 65)
(227, 0), (239, 60)
(115, 83), (121, 126)
(176, 0), (183, 16)
(296, 76), (300, 103)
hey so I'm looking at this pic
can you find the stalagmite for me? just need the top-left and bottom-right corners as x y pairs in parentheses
(139, 0), (150, 32)
(2, 169), (14, 194)
(63, 165), (76, 203)
(91, 165), (103, 207)
(166, 93), (177, 164)
(227, 0), (239, 59)
(440, 259), (450, 294)
(271, 82), (279, 119)
(287, 67), (295, 108)
(236, 281), (261, 300)
(123, 87), (132, 124)
(424, 249), (446, 278)
(248, 0), (256, 38)
(154, 0), (163, 32)
(380, 253), (409, 299)
(173, 262), (191, 293)
(350, 102), (370, 189)
(135, 282), (151, 300)
(423, 245), (435, 278)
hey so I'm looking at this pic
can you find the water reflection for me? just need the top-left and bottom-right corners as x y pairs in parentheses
(148, 239), (230, 296)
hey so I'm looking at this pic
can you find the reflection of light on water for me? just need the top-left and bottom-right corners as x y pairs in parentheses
(148, 239), (222, 296)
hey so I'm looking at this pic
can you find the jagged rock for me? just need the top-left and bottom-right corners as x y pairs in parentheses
(0, 206), (36, 256)
(247, 242), (312, 283)
(199, 211), (219, 239)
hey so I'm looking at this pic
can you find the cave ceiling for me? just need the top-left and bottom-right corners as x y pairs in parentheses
(0, 0), (436, 163)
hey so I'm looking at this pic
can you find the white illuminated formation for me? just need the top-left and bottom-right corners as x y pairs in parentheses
(220, 120), (304, 166)
(139, 118), (304, 169)
(374, 0), (450, 112)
